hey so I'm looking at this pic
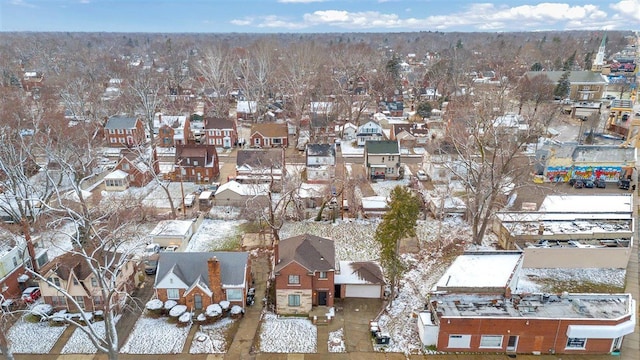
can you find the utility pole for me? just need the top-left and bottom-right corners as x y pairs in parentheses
(178, 158), (186, 218)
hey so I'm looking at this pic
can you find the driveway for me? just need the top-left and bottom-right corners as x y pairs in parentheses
(333, 298), (384, 353)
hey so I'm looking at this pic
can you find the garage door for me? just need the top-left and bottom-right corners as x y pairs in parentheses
(344, 284), (381, 298)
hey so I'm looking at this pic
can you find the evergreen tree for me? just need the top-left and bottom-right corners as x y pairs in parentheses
(374, 186), (422, 305)
(416, 101), (433, 118)
(554, 70), (571, 98)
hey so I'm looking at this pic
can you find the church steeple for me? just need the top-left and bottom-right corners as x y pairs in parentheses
(591, 34), (607, 72)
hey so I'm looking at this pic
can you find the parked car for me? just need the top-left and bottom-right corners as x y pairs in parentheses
(145, 243), (160, 255)
(416, 170), (429, 181)
(21, 287), (41, 303)
(573, 180), (585, 189)
(584, 180), (595, 188)
(144, 253), (160, 275)
(595, 179), (606, 188)
(618, 179), (630, 190)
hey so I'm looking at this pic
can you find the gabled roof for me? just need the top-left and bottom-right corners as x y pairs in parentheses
(214, 180), (269, 197)
(251, 123), (287, 138)
(237, 149), (283, 168)
(105, 116), (139, 130)
(176, 144), (217, 164)
(39, 251), (126, 281)
(365, 140), (400, 154)
(275, 234), (335, 273)
(306, 144), (335, 157)
(150, 220), (193, 237)
(204, 117), (235, 130)
(155, 252), (249, 288)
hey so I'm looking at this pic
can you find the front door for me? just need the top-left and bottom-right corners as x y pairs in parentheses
(506, 335), (519, 352)
(317, 291), (328, 306)
(194, 295), (203, 310)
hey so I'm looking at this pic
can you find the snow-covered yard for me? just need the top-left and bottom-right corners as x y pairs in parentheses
(121, 316), (191, 354)
(186, 219), (245, 252)
(189, 318), (236, 354)
(141, 181), (200, 209)
(258, 313), (316, 353)
(61, 317), (120, 354)
(7, 318), (67, 353)
(328, 328), (346, 353)
(370, 178), (410, 198)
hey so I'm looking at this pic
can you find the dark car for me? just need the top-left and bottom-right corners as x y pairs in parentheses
(618, 179), (630, 190)
(595, 179), (606, 188)
(584, 180), (595, 188)
(573, 180), (584, 189)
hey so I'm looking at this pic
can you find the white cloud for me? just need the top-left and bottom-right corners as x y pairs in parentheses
(610, 0), (640, 21)
(247, 2), (626, 31)
(230, 18), (254, 26)
(8, 0), (36, 8)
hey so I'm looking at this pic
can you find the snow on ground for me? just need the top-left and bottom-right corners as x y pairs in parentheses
(141, 181), (200, 209)
(370, 179), (410, 198)
(280, 219), (380, 261)
(121, 316), (191, 354)
(516, 268), (626, 293)
(8, 318), (67, 353)
(208, 206), (241, 220)
(189, 318), (235, 354)
(61, 316), (121, 354)
(259, 313), (316, 353)
(340, 140), (363, 156)
(328, 328), (346, 353)
(38, 220), (76, 260)
(186, 219), (245, 252)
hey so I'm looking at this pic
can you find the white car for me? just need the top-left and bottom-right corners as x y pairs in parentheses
(416, 170), (429, 181)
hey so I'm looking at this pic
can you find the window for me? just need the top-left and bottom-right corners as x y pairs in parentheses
(566, 338), (587, 349)
(93, 296), (103, 306)
(91, 277), (98, 287)
(273, 138), (281, 144)
(118, 129), (123, 134)
(73, 296), (85, 309)
(52, 277), (61, 287)
(216, 138), (222, 145)
(167, 289), (180, 300)
(288, 275), (300, 284)
(72, 278), (79, 286)
(389, 156), (395, 161)
(122, 163), (130, 170)
(51, 296), (66, 306)
(110, 138), (117, 143)
(288, 294), (301, 307)
(480, 335), (503, 348)
(381, 157), (385, 162)
(193, 161), (198, 166)
(12, 257), (17, 267)
(318, 272), (328, 279)
(226, 289), (243, 301)
(447, 334), (471, 348)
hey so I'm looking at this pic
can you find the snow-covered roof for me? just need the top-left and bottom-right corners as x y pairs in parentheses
(214, 180), (269, 197)
(335, 261), (384, 285)
(434, 251), (522, 291)
(361, 196), (388, 210)
(150, 220), (193, 237)
(237, 101), (257, 114)
(540, 194), (633, 213)
(155, 252), (249, 289)
(297, 183), (325, 199)
(104, 169), (128, 180)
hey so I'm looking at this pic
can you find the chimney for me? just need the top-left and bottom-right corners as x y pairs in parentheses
(207, 256), (223, 301)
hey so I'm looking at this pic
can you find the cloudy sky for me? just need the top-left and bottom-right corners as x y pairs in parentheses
(1, 0), (639, 33)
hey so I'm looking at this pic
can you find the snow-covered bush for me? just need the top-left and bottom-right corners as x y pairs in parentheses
(164, 300), (177, 312)
(145, 299), (163, 312)
(206, 304), (222, 318)
(230, 305), (244, 318)
(219, 300), (230, 311)
(169, 305), (187, 317)
(178, 312), (192, 324)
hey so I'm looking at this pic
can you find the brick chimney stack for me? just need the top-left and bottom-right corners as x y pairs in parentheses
(207, 256), (224, 301)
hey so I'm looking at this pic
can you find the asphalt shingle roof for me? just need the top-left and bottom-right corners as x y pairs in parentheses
(155, 252), (249, 287)
(104, 116), (139, 130)
(275, 234), (335, 272)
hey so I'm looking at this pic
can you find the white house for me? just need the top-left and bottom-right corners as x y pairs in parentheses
(356, 120), (384, 146)
(306, 144), (336, 183)
(150, 220), (195, 251)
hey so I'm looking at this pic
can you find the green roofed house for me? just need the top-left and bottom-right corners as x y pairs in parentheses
(525, 71), (608, 102)
(364, 140), (402, 181)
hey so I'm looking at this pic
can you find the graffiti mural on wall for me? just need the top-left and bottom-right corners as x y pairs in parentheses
(572, 166), (622, 181)
(546, 166), (622, 182)
(546, 166), (571, 182)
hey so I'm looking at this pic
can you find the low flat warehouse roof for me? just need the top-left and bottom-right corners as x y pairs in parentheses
(540, 194), (633, 214)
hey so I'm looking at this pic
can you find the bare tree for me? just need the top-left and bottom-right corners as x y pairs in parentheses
(445, 93), (541, 244)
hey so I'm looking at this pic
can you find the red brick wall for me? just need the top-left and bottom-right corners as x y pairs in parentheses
(439, 316), (623, 354)
(311, 270), (334, 307)
(0, 265), (27, 300)
(276, 262), (334, 307)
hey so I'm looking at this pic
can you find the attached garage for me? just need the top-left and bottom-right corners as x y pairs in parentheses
(335, 261), (384, 299)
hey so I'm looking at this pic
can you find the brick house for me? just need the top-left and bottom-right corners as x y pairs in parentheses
(37, 252), (137, 312)
(250, 123), (288, 148)
(154, 252), (251, 310)
(418, 252), (636, 355)
(0, 231), (41, 304)
(170, 144), (220, 183)
(204, 117), (238, 148)
(274, 234), (336, 314)
(153, 113), (190, 147)
(364, 140), (402, 180)
(104, 116), (146, 147)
